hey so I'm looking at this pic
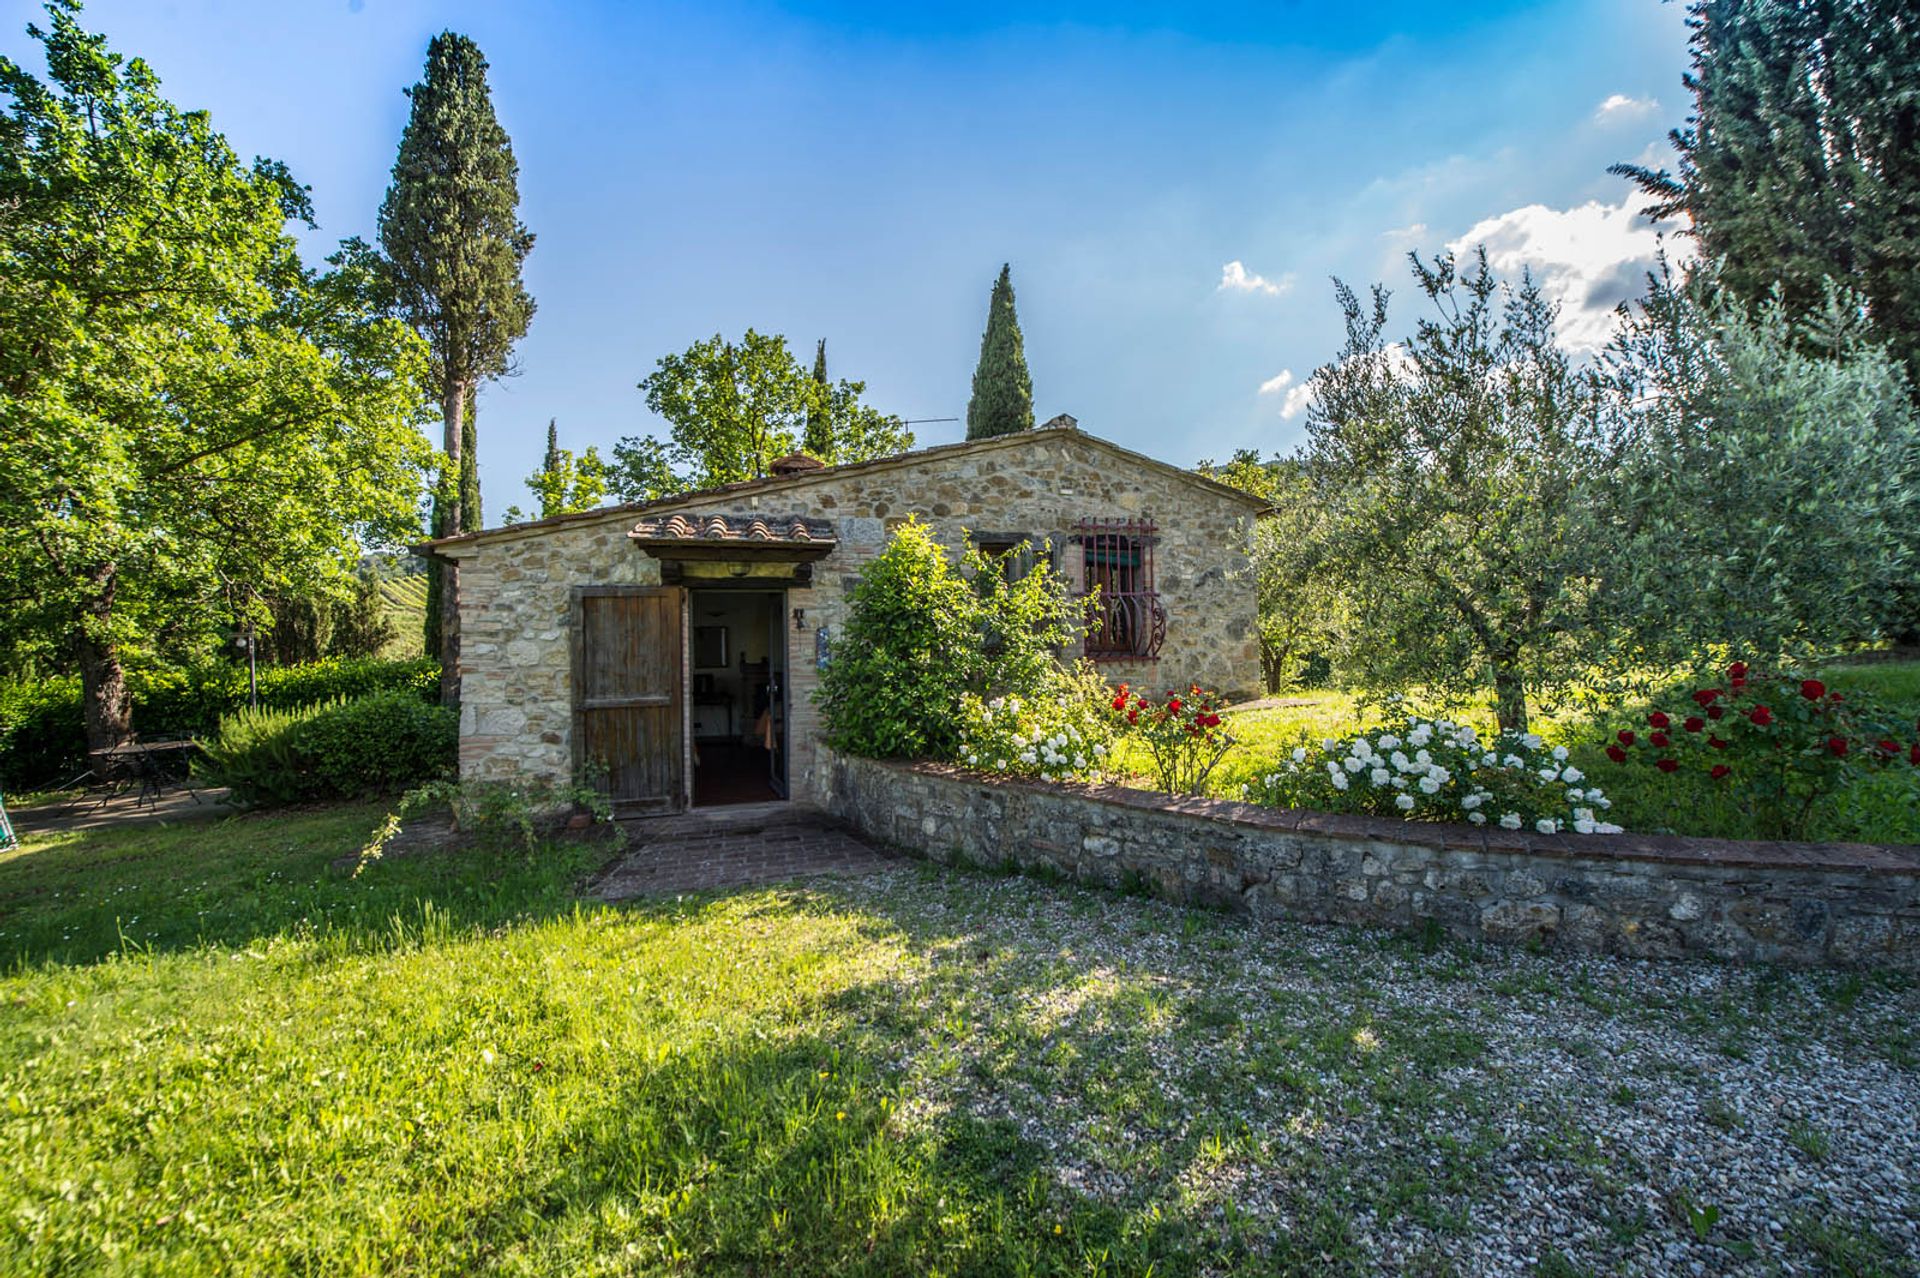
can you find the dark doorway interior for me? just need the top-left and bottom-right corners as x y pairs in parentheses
(688, 588), (787, 807)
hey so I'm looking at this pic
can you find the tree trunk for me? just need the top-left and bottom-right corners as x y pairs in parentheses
(437, 378), (469, 708)
(1492, 663), (1529, 735)
(78, 565), (134, 754)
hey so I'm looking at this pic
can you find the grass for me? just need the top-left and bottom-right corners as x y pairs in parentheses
(1135, 660), (1920, 844)
(2, 809), (1915, 1274)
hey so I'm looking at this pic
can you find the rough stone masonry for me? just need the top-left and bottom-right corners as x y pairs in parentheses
(826, 754), (1920, 969)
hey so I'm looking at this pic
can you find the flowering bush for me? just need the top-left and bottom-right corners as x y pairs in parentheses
(1110, 683), (1235, 795)
(958, 665), (1114, 781)
(1244, 703), (1622, 835)
(1602, 662), (1920, 839)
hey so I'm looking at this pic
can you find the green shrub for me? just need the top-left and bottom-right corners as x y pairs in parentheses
(197, 691), (456, 807)
(816, 520), (1081, 760)
(0, 657), (438, 788)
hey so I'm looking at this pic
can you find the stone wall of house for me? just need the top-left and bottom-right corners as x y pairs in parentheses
(441, 426), (1263, 804)
(824, 754), (1920, 969)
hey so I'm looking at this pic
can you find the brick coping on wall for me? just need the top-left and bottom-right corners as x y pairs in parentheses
(885, 761), (1920, 876)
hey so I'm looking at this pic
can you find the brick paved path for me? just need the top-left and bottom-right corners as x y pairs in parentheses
(594, 803), (893, 899)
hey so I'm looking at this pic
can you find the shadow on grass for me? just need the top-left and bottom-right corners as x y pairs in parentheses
(0, 802), (607, 970)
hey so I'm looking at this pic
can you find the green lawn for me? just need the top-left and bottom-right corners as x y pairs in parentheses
(1163, 661), (1920, 844)
(3, 808), (1916, 1274)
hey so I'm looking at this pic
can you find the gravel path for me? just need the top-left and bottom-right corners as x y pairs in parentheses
(822, 864), (1918, 1276)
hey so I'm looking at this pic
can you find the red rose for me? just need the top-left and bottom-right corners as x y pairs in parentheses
(1709, 736), (1729, 750)
(1684, 716), (1705, 733)
(1911, 742), (1920, 766)
(1830, 692), (1845, 704)
(1126, 709), (1138, 724)
(1605, 745), (1628, 763)
(1827, 736), (1848, 756)
(1650, 731), (1670, 748)
(1656, 758), (1679, 773)
(1168, 698), (1182, 713)
(1617, 730), (1636, 746)
(1728, 661), (1748, 680)
(1800, 679), (1826, 700)
(1710, 764), (1730, 779)
(1112, 695), (1127, 711)
(1707, 705), (1725, 720)
(1878, 739), (1899, 755)
(1648, 711), (1670, 729)
(1749, 706), (1773, 726)
(1692, 688), (1720, 707)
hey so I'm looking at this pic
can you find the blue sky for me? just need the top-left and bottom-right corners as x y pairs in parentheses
(3, 0), (1692, 519)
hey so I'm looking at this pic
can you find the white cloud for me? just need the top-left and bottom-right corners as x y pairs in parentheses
(1594, 93), (1657, 122)
(1447, 196), (1693, 352)
(1257, 369), (1295, 396)
(1218, 260), (1293, 297)
(1279, 382), (1314, 420)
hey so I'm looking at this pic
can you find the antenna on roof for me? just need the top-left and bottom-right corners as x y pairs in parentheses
(902, 417), (959, 424)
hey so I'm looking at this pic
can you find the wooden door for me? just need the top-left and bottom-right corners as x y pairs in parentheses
(574, 587), (686, 811)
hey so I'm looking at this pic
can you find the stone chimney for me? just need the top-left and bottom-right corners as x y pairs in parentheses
(1040, 413), (1078, 431)
(769, 452), (826, 477)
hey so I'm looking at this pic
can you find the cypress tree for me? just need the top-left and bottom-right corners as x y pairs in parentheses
(378, 31), (534, 702)
(542, 417), (561, 478)
(804, 338), (833, 458)
(966, 264), (1035, 439)
(1612, 0), (1920, 378)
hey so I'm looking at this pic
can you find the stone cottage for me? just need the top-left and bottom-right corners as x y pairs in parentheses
(418, 416), (1266, 812)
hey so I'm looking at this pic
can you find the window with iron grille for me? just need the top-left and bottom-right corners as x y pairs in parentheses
(1074, 517), (1166, 660)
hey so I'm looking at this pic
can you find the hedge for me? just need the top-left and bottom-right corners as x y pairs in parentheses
(196, 691), (457, 807)
(0, 657), (439, 789)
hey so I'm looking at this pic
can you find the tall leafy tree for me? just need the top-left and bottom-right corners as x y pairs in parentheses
(0, 1), (435, 750)
(1613, 0), (1920, 377)
(376, 31), (534, 700)
(1299, 251), (1616, 732)
(966, 264), (1035, 439)
(508, 420), (607, 521)
(804, 338), (832, 458)
(612, 331), (912, 501)
(1602, 261), (1920, 660)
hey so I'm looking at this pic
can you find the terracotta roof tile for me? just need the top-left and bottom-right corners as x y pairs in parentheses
(629, 512), (836, 544)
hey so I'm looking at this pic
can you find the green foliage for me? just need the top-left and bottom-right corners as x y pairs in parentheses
(372, 29), (535, 673)
(0, 3), (437, 747)
(197, 691), (456, 807)
(355, 770), (617, 876)
(1601, 265), (1920, 660)
(507, 419), (608, 522)
(957, 665), (1115, 781)
(263, 571), (398, 666)
(966, 263), (1035, 439)
(817, 520), (1080, 759)
(0, 656), (438, 788)
(1109, 685), (1236, 795)
(1197, 451), (1339, 692)
(1244, 704), (1620, 834)
(1299, 250), (1614, 732)
(1596, 663), (1920, 840)
(1613, 0), (1920, 381)
(615, 330), (912, 500)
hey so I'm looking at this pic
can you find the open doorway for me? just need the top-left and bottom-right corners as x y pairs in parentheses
(687, 588), (787, 806)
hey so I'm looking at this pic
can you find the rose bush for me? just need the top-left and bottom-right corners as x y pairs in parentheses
(1110, 683), (1235, 795)
(1244, 702), (1622, 834)
(1601, 661), (1920, 839)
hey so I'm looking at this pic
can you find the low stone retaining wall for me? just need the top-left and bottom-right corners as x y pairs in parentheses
(823, 754), (1920, 969)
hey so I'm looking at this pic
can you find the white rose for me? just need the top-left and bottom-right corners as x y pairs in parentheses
(1596, 822), (1624, 834)
(1344, 756), (1365, 773)
(1561, 767), (1583, 783)
(1418, 776), (1441, 794)
(1291, 746), (1308, 763)
(1390, 751), (1411, 772)
(1573, 818), (1596, 835)
(1499, 813), (1523, 830)
(1394, 793), (1415, 810)
(1461, 793), (1483, 810)
(1468, 811), (1487, 825)
(1523, 734), (1544, 750)
(1535, 818), (1559, 835)
(1330, 770), (1350, 791)
(1377, 734), (1401, 751)
(1370, 767), (1392, 787)
(1551, 745), (1569, 761)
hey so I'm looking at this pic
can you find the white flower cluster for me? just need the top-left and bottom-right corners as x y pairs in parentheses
(959, 693), (1105, 781)
(1250, 714), (1623, 835)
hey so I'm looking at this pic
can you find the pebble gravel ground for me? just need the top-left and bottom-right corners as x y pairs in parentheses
(820, 864), (1918, 1277)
